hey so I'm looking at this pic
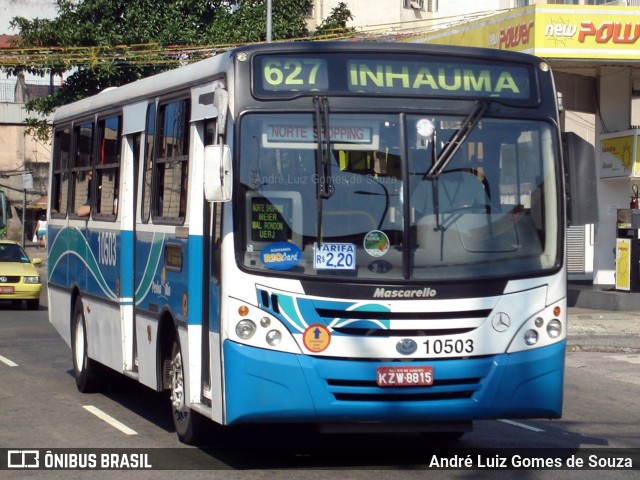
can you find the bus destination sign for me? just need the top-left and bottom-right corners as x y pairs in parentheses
(250, 196), (293, 243)
(254, 54), (533, 102)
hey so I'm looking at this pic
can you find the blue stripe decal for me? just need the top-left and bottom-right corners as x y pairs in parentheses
(48, 226), (117, 300)
(120, 229), (134, 300)
(187, 235), (203, 325)
(134, 232), (165, 305)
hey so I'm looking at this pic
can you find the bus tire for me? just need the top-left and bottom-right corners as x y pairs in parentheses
(168, 336), (205, 445)
(72, 298), (106, 393)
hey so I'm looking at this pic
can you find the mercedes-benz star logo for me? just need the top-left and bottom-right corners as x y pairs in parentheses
(492, 312), (511, 332)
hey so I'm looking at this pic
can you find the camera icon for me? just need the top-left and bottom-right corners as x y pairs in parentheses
(7, 450), (40, 468)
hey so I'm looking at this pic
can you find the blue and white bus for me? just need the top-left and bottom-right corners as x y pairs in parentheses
(47, 41), (594, 444)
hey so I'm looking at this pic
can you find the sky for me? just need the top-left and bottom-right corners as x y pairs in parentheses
(1, 0), (58, 35)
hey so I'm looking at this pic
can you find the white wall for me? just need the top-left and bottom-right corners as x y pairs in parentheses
(310, 0), (507, 32)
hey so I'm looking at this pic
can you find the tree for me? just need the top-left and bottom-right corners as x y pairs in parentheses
(314, 2), (354, 38)
(7, 0), (353, 140)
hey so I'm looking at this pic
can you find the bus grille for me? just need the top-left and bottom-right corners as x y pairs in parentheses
(314, 356), (495, 403)
(316, 308), (492, 320)
(315, 307), (490, 337)
(327, 377), (480, 402)
(332, 327), (475, 336)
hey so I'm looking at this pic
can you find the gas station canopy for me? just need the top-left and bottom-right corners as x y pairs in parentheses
(409, 4), (640, 112)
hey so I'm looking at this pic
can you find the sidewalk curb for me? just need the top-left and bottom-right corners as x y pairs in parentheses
(567, 344), (640, 354)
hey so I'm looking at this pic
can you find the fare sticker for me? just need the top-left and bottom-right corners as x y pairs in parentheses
(303, 324), (331, 353)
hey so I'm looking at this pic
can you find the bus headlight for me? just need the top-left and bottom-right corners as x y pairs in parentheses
(266, 329), (282, 346)
(236, 319), (257, 340)
(547, 319), (562, 339)
(524, 329), (539, 346)
(260, 317), (271, 328)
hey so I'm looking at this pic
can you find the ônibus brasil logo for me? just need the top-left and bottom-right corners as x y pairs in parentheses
(373, 287), (437, 299)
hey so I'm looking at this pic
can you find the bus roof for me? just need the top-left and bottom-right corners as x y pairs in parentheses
(52, 49), (234, 123)
(52, 41), (546, 123)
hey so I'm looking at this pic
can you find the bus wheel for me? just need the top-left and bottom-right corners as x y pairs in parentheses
(168, 336), (205, 445)
(72, 299), (106, 393)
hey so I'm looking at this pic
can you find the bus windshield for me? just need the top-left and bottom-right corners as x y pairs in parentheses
(238, 112), (560, 281)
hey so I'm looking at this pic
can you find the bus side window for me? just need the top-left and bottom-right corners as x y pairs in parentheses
(51, 127), (71, 217)
(154, 99), (190, 222)
(141, 103), (156, 223)
(95, 115), (121, 219)
(212, 202), (222, 284)
(71, 121), (94, 218)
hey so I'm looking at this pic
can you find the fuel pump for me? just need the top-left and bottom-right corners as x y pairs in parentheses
(616, 205), (640, 292)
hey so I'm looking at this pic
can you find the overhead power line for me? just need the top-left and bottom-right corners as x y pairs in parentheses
(0, 32), (360, 69)
(0, 9), (505, 70)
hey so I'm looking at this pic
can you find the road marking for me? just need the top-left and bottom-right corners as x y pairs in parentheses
(607, 354), (640, 364)
(0, 355), (18, 367)
(83, 405), (138, 435)
(498, 419), (545, 432)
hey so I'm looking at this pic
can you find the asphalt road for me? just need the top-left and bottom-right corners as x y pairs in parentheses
(0, 248), (637, 478)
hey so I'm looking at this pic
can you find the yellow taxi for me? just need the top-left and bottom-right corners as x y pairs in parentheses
(0, 240), (43, 310)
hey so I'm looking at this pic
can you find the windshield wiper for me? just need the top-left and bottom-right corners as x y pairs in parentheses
(313, 96), (333, 199)
(313, 96), (333, 242)
(425, 101), (488, 179)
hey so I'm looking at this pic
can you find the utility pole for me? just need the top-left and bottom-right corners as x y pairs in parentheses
(266, 0), (272, 42)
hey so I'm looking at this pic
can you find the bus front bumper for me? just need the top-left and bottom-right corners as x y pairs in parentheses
(222, 340), (565, 426)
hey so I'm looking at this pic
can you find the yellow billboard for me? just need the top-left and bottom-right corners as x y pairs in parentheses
(599, 130), (640, 179)
(409, 5), (640, 60)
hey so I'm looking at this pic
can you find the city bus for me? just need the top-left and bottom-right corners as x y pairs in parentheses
(47, 41), (595, 444)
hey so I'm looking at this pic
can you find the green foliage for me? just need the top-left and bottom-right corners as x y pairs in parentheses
(207, 1), (313, 43)
(314, 2), (355, 38)
(24, 118), (52, 145)
(8, 0), (353, 140)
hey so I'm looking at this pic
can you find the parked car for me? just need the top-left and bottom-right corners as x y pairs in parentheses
(0, 240), (42, 310)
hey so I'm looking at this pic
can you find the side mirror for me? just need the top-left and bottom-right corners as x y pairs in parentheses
(563, 132), (598, 226)
(204, 144), (232, 202)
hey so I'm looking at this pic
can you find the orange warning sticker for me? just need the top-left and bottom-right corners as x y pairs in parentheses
(303, 324), (331, 353)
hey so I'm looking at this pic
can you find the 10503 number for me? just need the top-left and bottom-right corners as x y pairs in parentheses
(423, 338), (474, 355)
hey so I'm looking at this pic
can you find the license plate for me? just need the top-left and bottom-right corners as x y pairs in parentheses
(0, 286), (15, 294)
(376, 366), (434, 387)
